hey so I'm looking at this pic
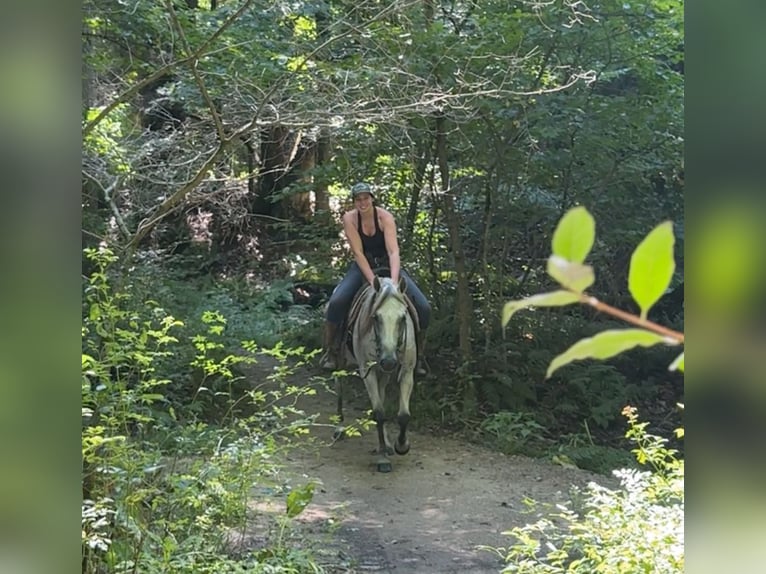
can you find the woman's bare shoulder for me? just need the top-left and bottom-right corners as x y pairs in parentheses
(377, 207), (396, 227)
(377, 207), (396, 223)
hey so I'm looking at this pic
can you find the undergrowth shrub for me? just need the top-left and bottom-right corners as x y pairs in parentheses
(466, 311), (664, 434)
(540, 363), (629, 431)
(547, 428), (636, 475)
(488, 207), (685, 571)
(128, 252), (316, 349)
(82, 247), (324, 574)
(482, 407), (683, 573)
(479, 411), (548, 456)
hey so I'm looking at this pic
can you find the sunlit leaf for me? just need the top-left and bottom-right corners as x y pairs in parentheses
(546, 329), (676, 379)
(547, 256), (595, 293)
(551, 454), (579, 469)
(551, 206), (595, 263)
(669, 352), (684, 373)
(628, 221), (676, 319)
(693, 204), (761, 317)
(502, 290), (581, 327)
(286, 482), (315, 518)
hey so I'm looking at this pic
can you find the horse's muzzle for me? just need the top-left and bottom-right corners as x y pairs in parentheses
(379, 356), (399, 372)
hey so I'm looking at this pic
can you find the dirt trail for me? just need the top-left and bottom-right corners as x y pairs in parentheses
(244, 355), (615, 573)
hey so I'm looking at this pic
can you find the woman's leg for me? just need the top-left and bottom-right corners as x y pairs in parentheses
(326, 263), (366, 324)
(400, 269), (431, 330)
(323, 263), (365, 368)
(400, 269), (431, 374)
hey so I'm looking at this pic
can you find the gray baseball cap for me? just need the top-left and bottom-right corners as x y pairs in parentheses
(350, 182), (375, 198)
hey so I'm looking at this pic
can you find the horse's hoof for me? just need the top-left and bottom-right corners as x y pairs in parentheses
(377, 460), (393, 473)
(332, 427), (346, 441)
(395, 442), (410, 455)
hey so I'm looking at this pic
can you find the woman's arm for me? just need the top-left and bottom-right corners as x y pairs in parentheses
(342, 211), (376, 285)
(381, 210), (401, 284)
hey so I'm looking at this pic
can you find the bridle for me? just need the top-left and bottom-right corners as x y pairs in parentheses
(360, 291), (408, 379)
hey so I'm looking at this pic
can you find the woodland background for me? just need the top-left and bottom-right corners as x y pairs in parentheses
(82, 0), (683, 570)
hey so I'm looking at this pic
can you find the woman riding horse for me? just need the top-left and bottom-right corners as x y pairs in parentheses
(322, 182), (430, 374)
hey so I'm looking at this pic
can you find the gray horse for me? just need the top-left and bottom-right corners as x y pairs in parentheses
(335, 276), (417, 472)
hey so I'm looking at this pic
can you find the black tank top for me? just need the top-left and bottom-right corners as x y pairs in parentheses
(357, 207), (387, 263)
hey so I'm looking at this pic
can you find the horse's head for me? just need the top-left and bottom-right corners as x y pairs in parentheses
(371, 276), (411, 373)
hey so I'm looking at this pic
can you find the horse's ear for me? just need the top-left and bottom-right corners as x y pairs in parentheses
(373, 275), (381, 292)
(398, 276), (407, 294)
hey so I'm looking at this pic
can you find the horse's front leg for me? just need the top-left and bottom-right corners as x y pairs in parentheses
(395, 368), (414, 455)
(332, 374), (345, 441)
(363, 369), (393, 472)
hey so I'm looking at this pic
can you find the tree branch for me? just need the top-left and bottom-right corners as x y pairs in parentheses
(127, 145), (227, 250)
(83, 0), (256, 138)
(581, 294), (685, 343)
(166, 0), (227, 142)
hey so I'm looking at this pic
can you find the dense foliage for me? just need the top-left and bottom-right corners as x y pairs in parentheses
(82, 248), (328, 572)
(484, 406), (683, 573)
(83, 1), (683, 569)
(83, 0), (683, 440)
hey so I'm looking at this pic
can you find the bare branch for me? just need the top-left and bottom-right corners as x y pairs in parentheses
(127, 145), (227, 250)
(82, 169), (131, 239)
(165, 0), (226, 142)
(83, 0), (257, 138)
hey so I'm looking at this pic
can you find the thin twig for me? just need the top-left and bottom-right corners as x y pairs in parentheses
(83, 0), (257, 138)
(166, 0), (227, 142)
(580, 294), (684, 343)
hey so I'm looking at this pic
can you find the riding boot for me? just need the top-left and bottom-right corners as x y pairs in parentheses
(321, 321), (339, 370)
(415, 330), (428, 376)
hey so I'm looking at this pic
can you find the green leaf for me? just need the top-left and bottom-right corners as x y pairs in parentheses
(628, 221), (676, 319)
(695, 205), (759, 315)
(546, 256), (595, 293)
(551, 206), (595, 263)
(546, 329), (677, 379)
(669, 352), (684, 373)
(286, 482), (315, 518)
(502, 291), (581, 327)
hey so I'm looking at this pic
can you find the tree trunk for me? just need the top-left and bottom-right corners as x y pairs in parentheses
(403, 140), (430, 252)
(256, 125), (313, 222)
(256, 124), (291, 217)
(480, 179), (494, 354)
(435, 114), (472, 360)
(289, 140), (314, 223)
(242, 135), (257, 195)
(314, 128), (332, 222)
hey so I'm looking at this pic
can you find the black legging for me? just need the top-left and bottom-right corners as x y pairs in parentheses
(326, 262), (431, 329)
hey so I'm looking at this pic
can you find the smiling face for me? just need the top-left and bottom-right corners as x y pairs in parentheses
(353, 192), (374, 213)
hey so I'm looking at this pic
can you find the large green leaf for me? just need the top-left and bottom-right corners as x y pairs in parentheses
(546, 329), (676, 379)
(502, 290), (581, 327)
(551, 206), (595, 263)
(286, 482), (315, 518)
(547, 256), (595, 293)
(628, 221), (676, 319)
(695, 205), (759, 315)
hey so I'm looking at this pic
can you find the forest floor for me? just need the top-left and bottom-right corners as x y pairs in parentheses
(236, 353), (618, 573)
